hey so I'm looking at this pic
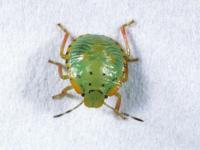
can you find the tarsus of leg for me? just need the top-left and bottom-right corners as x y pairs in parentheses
(48, 59), (68, 80)
(57, 23), (69, 33)
(52, 85), (73, 100)
(48, 59), (66, 68)
(54, 101), (84, 118)
(104, 102), (143, 122)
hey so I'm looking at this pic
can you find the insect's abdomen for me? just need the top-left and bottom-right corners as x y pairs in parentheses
(68, 34), (125, 95)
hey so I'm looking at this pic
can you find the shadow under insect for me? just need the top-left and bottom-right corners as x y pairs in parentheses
(120, 35), (148, 114)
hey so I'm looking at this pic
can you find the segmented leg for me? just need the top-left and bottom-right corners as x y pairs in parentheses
(107, 93), (126, 119)
(48, 59), (69, 80)
(114, 93), (121, 111)
(120, 20), (139, 82)
(122, 62), (128, 82)
(52, 85), (73, 99)
(104, 102), (127, 119)
(120, 20), (139, 61)
(57, 23), (70, 60)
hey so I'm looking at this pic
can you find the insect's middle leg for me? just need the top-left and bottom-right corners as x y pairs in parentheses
(48, 59), (69, 80)
(120, 20), (139, 62)
(52, 85), (73, 99)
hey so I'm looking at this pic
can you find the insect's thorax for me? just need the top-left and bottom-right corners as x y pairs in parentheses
(68, 34), (125, 96)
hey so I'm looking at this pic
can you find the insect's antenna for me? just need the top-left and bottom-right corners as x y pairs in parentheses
(121, 112), (144, 122)
(54, 101), (84, 118)
(104, 102), (143, 122)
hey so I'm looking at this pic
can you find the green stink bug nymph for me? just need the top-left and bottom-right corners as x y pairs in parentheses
(49, 20), (143, 122)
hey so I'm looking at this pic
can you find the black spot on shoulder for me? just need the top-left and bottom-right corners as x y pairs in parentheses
(102, 84), (105, 87)
(89, 72), (93, 75)
(89, 83), (92, 86)
(102, 73), (106, 76)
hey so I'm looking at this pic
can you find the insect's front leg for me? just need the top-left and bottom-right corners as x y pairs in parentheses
(120, 20), (139, 62)
(48, 59), (69, 80)
(57, 23), (71, 60)
(52, 85), (73, 99)
(127, 56), (139, 62)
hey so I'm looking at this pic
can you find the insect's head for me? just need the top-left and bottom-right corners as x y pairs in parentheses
(83, 90), (106, 108)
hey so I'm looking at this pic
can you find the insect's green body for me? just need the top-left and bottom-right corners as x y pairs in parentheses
(68, 34), (126, 108)
(49, 21), (144, 121)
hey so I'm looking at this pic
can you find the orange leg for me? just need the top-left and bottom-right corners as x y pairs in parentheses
(104, 101), (127, 120)
(122, 61), (128, 82)
(120, 20), (139, 61)
(52, 85), (73, 100)
(57, 23), (70, 60)
(114, 93), (122, 111)
(48, 59), (68, 80)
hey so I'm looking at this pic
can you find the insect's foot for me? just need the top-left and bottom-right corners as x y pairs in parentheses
(52, 95), (62, 99)
(128, 57), (139, 62)
(124, 20), (136, 27)
(48, 59), (58, 65)
(57, 23), (68, 33)
(114, 110), (128, 120)
(48, 59), (54, 64)
(120, 115), (128, 120)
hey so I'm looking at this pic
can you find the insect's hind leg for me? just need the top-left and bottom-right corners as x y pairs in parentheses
(120, 20), (139, 62)
(52, 85), (73, 100)
(48, 59), (69, 80)
(114, 93), (122, 111)
(57, 23), (71, 60)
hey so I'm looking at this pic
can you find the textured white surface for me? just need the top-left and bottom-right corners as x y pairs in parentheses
(0, 0), (200, 150)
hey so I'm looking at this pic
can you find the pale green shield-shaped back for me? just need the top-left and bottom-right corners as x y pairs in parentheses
(68, 34), (125, 107)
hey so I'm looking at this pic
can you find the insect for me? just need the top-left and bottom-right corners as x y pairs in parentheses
(49, 20), (143, 122)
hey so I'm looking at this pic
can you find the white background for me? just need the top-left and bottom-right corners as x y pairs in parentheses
(0, 0), (200, 150)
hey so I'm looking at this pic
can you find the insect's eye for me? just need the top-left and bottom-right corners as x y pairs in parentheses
(81, 93), (85, 97)
(89, 72), (93, 75)
(102, 73), (106, 76)
(105, 95), (108, 98)
(101, 84), (105, 87)
(89, 83), (92, 86)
